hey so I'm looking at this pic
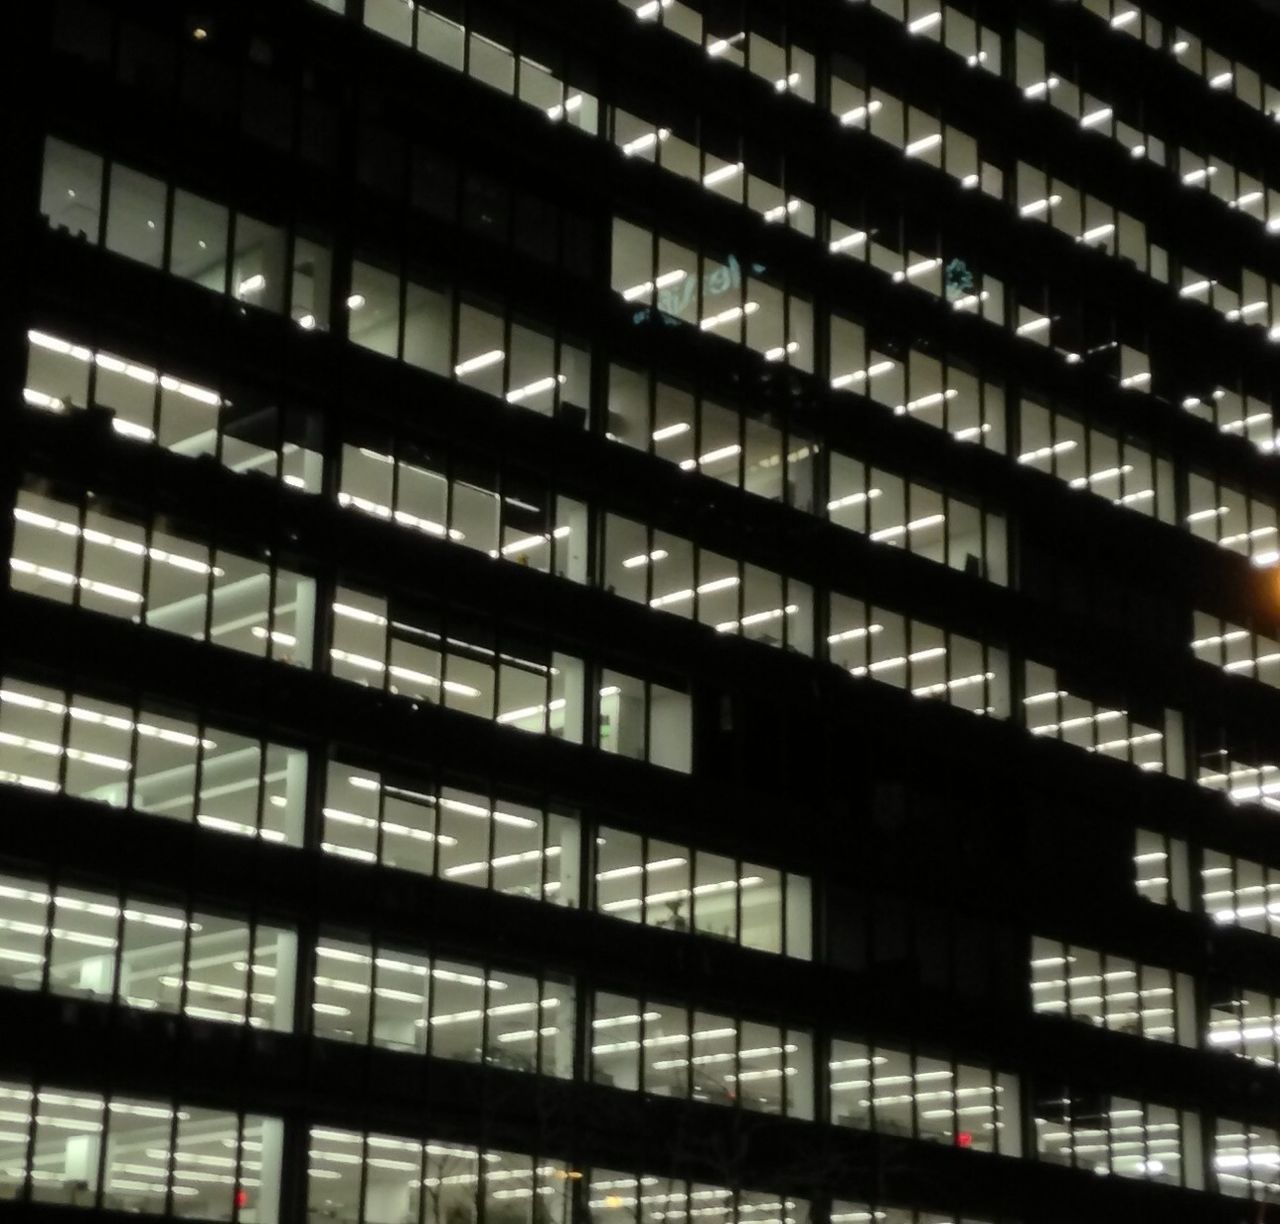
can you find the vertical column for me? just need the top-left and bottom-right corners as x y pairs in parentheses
(63, 1134), (101, 1204)
(272, 930), (300, 1033)
(292, 576), (318, 669)
(282, 748), (311, 846)
(0, 0), (53, 670)
(77, 955), (116, 1001)
(256, 1116), (286, 1224)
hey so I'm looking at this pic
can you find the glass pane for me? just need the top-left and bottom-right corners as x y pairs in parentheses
(106, 166), (167, 267)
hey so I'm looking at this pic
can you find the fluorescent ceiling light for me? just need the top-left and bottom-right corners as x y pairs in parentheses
(622, 549), (669, 568)
(454, 350), (505, 377)
(840, 100), (883, 126)
(907, 11), (942, 34)
(652, 422), (691, 442)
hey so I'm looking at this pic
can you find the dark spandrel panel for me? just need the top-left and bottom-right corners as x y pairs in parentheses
(118, 20), (177, 95)
(243, 68), (296, 153)
(53, 0), (110, 64)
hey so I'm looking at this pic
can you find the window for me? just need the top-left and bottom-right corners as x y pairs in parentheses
(311, 935), (574, 1076)
(593, 825), (811, 957)
(10, 487), (315, 667)
(1023, 662), (1181, 775)
(362, 2), (600, 134)
(39, 137), (333, 330)
(1214, 1118), (1280, 1200)
(591, 992), (813, 1117)
(827, 452), (1007, 584)
(1201, 847), (1280, 935)
(828, 596), (1010, 716)
(598, 671), (692, 773)
(829, 1039), (1019, 1154)
(829, 314), (1006, 451)
(24, 327), (324, 489)
(1030, 937), (1188, 1044)
(0, 677), (307, 845)
(606, 365), (820, 513)
(322, 758), (580, 904)
(611, 219), (813, 371)
(338, 440), (588, 582)
(1034, 1087), (1195, 1185)
(590, 1170), (810, 1224)
(1133, 829), (1191, 910)
(0, 871), (296, 1031)
(307, 1126), (573, 1224)
(602, 513), (813, 656)
(348, 257), (592, 417)
(0, 1080), (280, 1218)
(1018, 398), (1173, 524)
(328, 585), (587, 741)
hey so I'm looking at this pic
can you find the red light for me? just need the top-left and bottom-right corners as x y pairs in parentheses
(957, 1132), (973, 1148)
(235, 1188), (249, 1209)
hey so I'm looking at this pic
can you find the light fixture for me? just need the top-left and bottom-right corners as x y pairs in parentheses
(1019, 195), (1062, 218)
(622, 268), (687, 302)
(634, 0), (672, 19)
(830, 360), (895, 390)
(1017, 440), (1077, 463)
(499, 525), (571, 556)
(706, 32), (745, 57)
(1023, 77), (1060, 100)
(762, 198), (802, 224)
(904, 133), (942, 158)
(893, 256), (943, 283)
(699, 302), (759, 331)
(454, 349), (505, 377)
(650, 575), (738, 609)
(545, 94), (584, 121)
(840, 100), (883, 126)
(827, 489), (883, 512)
(652, 422), (691, 442)
(702, 162), (744, 188)
(1079, 223), (1116, 244)
(506, 374), (567, 405)
(679, 443), (741, 470)
(907, 11), (942, 34)
(13, 507), (224, 576)
(622, 549), (670, 568)
(895, 389), (958, 415)
(869, 513), (946, 543)
(829, 231), (868, 254)
(621, 128), (670, 157)
(1181, 166), (1217, 185)
(827, 624), (884, 646)
(716, 604), (799, 633)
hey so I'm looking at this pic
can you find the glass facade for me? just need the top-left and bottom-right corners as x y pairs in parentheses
(12, 0), (1280, 1220)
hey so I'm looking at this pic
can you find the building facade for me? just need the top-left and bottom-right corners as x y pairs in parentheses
(4, 0), (1280, 1220)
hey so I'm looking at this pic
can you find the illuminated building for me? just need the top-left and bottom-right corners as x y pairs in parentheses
(6, 0), (1280, 1220)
